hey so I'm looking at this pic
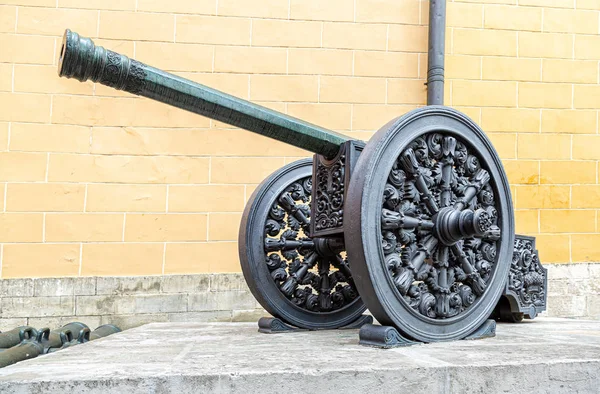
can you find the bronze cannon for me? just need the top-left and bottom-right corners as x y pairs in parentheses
(57, 27), (546, 343)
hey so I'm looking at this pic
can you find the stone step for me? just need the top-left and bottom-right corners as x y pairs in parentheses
(0, 318), (598, 393)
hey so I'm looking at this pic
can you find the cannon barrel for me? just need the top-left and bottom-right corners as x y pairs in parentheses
(58, 29), (349, 158)
(0, 341), (44, 368)
(0, 326), (36, 349)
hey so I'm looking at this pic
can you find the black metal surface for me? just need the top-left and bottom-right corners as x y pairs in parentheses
(0, 340), (43, 368)
(60, 322), (89, 342)
(239, 159), (366, 329)
(345, 106), (514, 342)
(493, 235), (547, 321)
(310, 140), (365, 237)
(427, 0), (446, 105)
(51, 327), (91, 352)
(0, 327), (36, 349)
(58, 29), (349, 159)
(89, 324), (122, 341)
(338, 314), (374, 330)
(36, 327), (69, 353)
(0, 323), (122, 368)
(259, 314), (373, 334)
(464, 319), (496, 340)
(358, 324), (418, 348)
(258, 317), (308, 334)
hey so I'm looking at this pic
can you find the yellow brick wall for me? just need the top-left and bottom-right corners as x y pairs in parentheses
(0, 0), (598, 278)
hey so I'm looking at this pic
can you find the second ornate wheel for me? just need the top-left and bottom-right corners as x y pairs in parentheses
(239, 159), (366, 329)
(345, 106), (514, 342)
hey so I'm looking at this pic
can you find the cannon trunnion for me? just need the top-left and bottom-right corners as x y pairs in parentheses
(58, 30), (546, 342)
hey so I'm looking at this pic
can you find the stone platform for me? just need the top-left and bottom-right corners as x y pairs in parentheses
(0, 318), (598, 393)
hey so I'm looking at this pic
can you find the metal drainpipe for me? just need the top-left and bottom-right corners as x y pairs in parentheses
(427, 0), (447, 106)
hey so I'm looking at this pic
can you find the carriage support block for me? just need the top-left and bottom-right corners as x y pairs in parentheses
(358, 324), (418, 348)
(359, 318), (496, 348)
(258, 317), (308, 334)
(464, 319), (496, 340)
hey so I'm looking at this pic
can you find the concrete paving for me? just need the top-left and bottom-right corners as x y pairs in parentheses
(0, 317), (598, 393)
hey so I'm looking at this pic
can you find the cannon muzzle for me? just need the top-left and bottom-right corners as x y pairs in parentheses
(89, 324), (121, 340)
(58, 29), (349, 158)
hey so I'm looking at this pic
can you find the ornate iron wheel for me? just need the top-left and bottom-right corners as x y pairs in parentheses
(345, 106), (514, 342)
(239, 159), (366, 329)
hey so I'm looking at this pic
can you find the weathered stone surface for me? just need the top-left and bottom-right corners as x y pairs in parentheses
(0, 318), (28, 332)
(232, 308), (267, 322)
(100, 313), (169, 330)
(547, 295), (588, 317)
(167, 311), (232, 323)
(33, 277), (96, 297)
(96, 276), (161, 295)
(547, 263), (590, 280)
(1, 297), (75, 318)
(161, 274), (209, 294)
(589, 264), (600, 279)
(27, 316), (102, 331)
(0, 279), (34, 297)
(76, 294), (187, 316)
(209, 273), (245, 292)
(73, 277), (97, 296)
(587, 297), (600, 319)
(0, 318), (598, 394)
(188, 291), (256, 312)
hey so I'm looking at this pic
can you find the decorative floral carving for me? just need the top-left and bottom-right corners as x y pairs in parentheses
(314, 154), (345, 232)
(125, 60), (147, 95)
(504, 236), (547, 317)
(381, 133), (501, 319)
(99, 51), (146, 94)
(99, 51), (124, 89)
(263, 176), (357, 313)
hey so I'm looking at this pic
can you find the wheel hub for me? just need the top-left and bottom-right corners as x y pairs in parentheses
(313, 237), (345, 257)
(432, 207), (493, 246)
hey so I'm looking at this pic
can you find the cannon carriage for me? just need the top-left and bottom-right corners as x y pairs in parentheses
(58, 25), (546, 343)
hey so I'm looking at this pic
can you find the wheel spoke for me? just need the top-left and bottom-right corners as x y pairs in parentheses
(381, 209), (434, 231)
(454, 169), (490, 211)
(434, 246), (449, 268)
(278, 192), (310, 227)
(399, 148), (440, 214)
(332, 255), (352, 283)
(280, 252), (318, 297)
(264, 238), (314, 252)
(440, 136), (457, 207)
(317, 258), (333, 311)
(451, 243), (486, 296)
(410, 236), (438, 273)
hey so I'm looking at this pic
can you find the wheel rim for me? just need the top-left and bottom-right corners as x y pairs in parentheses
(239, 159), (366, 329)
(346, 106), (514, 342)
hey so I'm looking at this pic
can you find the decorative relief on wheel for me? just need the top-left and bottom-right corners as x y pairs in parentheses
(381, 133), (501, 319)
(263, 176), (358, 313)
